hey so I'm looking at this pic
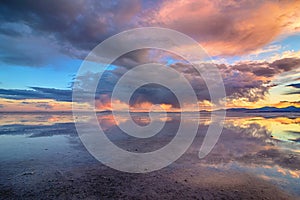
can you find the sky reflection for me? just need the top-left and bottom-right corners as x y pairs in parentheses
(0, 113), (299, 195)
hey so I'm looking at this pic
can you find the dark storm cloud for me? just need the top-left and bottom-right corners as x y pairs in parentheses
(73, 56), (300, 107)
(1, 0), (300, 68)
(142, 57), (300, 103)
(1, 57), (299, 106)
(0, 0), (141, 49)
(129, 84), (180, 108)
(0, 0), (142, 66)
(73, 67), (181, 107)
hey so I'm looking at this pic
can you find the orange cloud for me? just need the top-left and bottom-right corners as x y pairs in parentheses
(150, 0), (300, 56)
(0, 98), (73, 112)
(274, 101), (300, 108)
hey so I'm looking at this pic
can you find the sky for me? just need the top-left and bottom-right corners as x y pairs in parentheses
(0, 0), (299, 112)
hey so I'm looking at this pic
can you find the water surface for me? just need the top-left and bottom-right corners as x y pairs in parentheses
(0, 112), (299, 198)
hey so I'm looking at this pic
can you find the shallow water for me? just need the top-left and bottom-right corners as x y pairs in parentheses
(0, 112), (299, 198)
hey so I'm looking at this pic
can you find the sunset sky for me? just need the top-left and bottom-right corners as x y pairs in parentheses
(0, 0), (300, 112)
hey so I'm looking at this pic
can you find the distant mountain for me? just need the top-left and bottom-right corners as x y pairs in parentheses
(226, 106), (300, 112)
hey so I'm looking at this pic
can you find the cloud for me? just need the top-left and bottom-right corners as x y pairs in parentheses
(1, 0), (300, 67)
(0, 0), (142, 66)
(287, 83), (300, 89)
(222, 58), (300, 101)
(147, 0), (300, 56)
(0, 0), (140, 49)
(284, 91), (300, 95)
(290, 101), (300, 104)
(129, 84), (180, 108)
(0, 87), (72, 101)
(30, 87), (72, 101)
(281, 76), (300, 96)
(19, 101), (53, 110)
(270, 58), (300, 72)
(1, 56), (299, 109)
(0, 32), (69, 67)
(276, 101), (300, 108)
(75, 56), (300, 109)
(34, 103), (53, 110)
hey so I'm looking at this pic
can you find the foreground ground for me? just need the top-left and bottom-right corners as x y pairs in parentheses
(0, 113), (299, 199)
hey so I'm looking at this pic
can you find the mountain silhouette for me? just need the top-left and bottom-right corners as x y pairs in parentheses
(226, 106), (300, 112)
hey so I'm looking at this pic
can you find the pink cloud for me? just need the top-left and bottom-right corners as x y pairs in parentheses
(147, 0), (300, 56)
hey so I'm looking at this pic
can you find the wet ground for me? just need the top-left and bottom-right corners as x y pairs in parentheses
(0, 112), (299, 199)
